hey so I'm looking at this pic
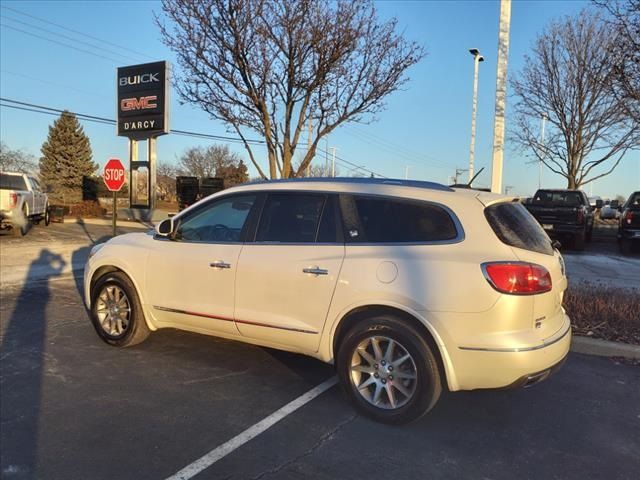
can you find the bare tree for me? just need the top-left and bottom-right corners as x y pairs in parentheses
(157, 0), (425, 179)
(178, 144), (249, 186)
(511, 11), (639, 189)
(157, 162), (178, 201)
(594, 0), (640, 122)
(0, 142), (37, 174)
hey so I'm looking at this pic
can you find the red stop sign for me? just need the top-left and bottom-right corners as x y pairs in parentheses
(103, 158), (126, 192)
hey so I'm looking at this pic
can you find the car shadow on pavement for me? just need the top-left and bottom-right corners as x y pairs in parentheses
(70, 232), (111, 302)
(0, 249), (65, 479)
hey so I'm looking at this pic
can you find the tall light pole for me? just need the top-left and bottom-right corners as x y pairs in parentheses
(539, 114), (547, 189)
(468, 48), (484, 183)
(330, 147), (337, 177)
(490, 0), (512, 194)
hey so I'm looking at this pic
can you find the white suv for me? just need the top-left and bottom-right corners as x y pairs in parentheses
(84, 178), (571, 423)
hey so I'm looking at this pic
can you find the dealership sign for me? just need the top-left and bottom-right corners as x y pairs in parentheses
(117, 61), (169, 139)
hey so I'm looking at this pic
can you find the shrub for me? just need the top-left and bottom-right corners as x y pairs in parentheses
(68, 200), (106, 218)
(564, 283), (640, 345)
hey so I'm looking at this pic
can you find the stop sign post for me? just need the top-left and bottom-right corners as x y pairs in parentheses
(103, 158), (126, 236)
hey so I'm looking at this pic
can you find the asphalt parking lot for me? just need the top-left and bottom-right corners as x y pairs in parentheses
(1, 222), (639, 479)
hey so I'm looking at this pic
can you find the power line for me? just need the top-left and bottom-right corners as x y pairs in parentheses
(1, 98), (383, 177)
(1, 14), (142, 63)
(347, 127), (450, 170)
(0, 23), (124, 64)
(0, 4), (155, 61)
(0, 70), (112, 100)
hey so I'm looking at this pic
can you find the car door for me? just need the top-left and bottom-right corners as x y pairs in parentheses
(30, 178), (44, 214)
(27, 177), (41, 214)
(234, 192), (345, 352)
(145, 193), (258, 335)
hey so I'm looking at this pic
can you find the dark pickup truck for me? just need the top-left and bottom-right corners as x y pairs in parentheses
(525, 189), (595, 251)
(618, 191), (640, 254)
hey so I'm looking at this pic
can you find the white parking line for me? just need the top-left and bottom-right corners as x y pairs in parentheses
(165, 376), (339, 480)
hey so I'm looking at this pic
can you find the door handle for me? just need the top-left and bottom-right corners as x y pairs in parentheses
(303, 266), (328, 276)
(210, 261), (231, 269)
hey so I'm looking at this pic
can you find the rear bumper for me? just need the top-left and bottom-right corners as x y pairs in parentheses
(0, 209), (15, 226)
(447, 314), (571, 391)
(619, 229), (640, 241)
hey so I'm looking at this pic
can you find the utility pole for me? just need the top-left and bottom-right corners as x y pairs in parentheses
(307, 117), (313, 177)
(325, 137), (329, 176)
(453, 167), (468, 184)
(405, 165), (410, 180)
(468, 48), (484, 182)
(539, 114), (547, 189)
(490, 0), (512, 194)
(330, 147), (337, 177)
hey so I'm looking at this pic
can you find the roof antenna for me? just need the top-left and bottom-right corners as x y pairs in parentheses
(468, 167), (484, 187)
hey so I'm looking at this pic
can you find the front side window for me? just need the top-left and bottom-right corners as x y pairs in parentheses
(175, 194), (256, 242)
(256, 193), (326, 243)
(343, 195), (458, 243)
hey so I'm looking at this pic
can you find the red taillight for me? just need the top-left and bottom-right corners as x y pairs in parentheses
(624, 210), (634, 225)
(8, 192), (17, 208)
(482, 262), (552, 295)
(576, 208), (584, 224)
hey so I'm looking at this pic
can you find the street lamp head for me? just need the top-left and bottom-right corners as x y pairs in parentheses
(469, 48), (480, 56)
(478, 55), (485, 62)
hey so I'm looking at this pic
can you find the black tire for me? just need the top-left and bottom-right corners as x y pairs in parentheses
(44, 204), (51, 226)
(90, 271), (150, 347)
(573, 231), (585, 251)
(585, 226), (593, 242)
(11, 206), (29, 237)
(620, 238), (632, 255)
(336, 315), (442, 424)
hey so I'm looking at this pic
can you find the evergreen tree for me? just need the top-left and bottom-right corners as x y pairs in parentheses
(40, 111), (97, 203)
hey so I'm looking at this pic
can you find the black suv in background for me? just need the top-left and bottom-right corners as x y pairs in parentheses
(525, 189), (595, 251)
(618, 191), (640, 254)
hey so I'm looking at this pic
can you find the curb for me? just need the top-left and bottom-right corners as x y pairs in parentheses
(72, 218), (151, 229)
(571, 335), (640, 359)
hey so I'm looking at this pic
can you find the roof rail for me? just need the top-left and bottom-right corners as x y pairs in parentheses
(246, 177), (454, 192)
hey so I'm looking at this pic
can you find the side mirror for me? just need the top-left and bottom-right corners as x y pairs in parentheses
(552, 240), (562, 250)
(155, 218), (174, 237)
(595, 199), (603, 209)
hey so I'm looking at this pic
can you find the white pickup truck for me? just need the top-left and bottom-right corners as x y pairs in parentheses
(0, 172), (50, 237)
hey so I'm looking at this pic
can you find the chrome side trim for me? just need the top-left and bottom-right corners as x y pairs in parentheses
(152, 306), (318, 335)
(458, 323), (571, 352)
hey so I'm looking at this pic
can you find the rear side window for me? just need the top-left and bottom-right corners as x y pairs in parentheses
(485, 202), (553, 255)
(0, 174), (27, 190)
(344, 195), (458, 243)
(256, 193), (326, 243)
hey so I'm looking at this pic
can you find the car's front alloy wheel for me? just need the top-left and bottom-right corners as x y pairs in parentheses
(91, 271), (150, 347)
(95, 284), (131, 338)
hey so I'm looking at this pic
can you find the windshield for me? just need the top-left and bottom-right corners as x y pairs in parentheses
(533, 190), (582, 207)
(0, 174), (28, 191)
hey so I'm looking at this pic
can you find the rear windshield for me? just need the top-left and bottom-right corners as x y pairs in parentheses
(485, 202), (553, 255)
(626, 193), (640, 208)
(0, 174), (27, 191)
(532, 190), (583, 207)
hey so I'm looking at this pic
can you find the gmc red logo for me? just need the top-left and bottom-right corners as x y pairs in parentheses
(120, 96), (157, 111)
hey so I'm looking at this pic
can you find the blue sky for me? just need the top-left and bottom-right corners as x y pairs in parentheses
(1, 0), (637, 198)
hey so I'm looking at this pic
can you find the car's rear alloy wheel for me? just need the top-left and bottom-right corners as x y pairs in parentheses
(350, 336), (418, 410)
(91, 272), (150, 347)
(337, 315), (442, 424)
